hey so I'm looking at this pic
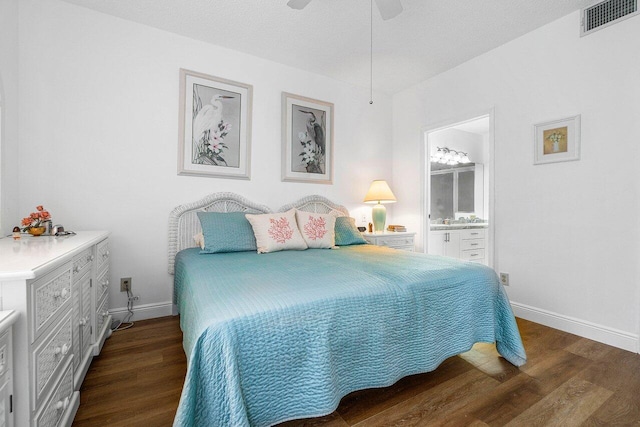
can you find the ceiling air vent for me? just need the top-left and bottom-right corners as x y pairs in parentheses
(581, 0), (638, 36)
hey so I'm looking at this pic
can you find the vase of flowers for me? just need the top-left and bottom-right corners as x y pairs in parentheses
(22, 205), (51, 236)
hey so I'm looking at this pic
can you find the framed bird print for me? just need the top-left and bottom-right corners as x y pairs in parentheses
(282, 92), (334, 184)
(178, 68), (252, 179)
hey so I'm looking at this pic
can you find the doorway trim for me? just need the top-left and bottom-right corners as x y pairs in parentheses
(422, 108), (496, 268)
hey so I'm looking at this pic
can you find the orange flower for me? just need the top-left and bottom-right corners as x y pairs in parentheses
(22, 205), (51, 231)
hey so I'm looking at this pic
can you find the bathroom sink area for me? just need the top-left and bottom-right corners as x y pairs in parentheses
(430, 223), (488, 231)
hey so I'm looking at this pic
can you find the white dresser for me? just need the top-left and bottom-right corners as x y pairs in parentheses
(0, 311), (19, 427)
(0, 232), (111, 427)
(362, 232), (416, 251)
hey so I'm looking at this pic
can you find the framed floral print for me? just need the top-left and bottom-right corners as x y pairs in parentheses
(282, 92), (334, 184)
(178, 69), (252, 179)
(533, 115), (581, 165)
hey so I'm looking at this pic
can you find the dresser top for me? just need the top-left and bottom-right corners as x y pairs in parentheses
(0, 231), (109, 280)
(362, 231), (416, 237)
(0, 310), (18, 332)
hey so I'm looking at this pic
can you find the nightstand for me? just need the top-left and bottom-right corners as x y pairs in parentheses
(362, 231), (416, 251)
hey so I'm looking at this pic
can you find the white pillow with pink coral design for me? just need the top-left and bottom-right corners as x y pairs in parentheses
(295, 210), (336, 249)
(245, 209), (308, 254)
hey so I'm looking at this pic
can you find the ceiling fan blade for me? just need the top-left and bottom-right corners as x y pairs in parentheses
(374, 0), (403, 20)
(287, 0), (313, 10)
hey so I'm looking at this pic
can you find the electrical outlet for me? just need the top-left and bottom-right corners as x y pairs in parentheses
(499, 272), (510, 286)
(120, 277), (132, 292)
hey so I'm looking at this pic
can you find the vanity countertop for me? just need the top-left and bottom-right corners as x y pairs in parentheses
(430, 223), (488, 231)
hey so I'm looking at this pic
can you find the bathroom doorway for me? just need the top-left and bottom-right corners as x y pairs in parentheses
(424, 113), (494, 267)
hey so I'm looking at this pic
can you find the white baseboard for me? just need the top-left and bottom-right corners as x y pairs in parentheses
(511, 301), (639, 353)
(108, 301), (174, 323)
(108, 299), (639, 353)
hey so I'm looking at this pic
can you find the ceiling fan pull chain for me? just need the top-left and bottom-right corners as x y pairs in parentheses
(370, 0), (374, 105)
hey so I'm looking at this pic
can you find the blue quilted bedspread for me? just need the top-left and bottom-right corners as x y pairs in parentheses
(172, 245), (526, 427)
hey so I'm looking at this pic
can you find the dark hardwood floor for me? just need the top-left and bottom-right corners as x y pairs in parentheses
(73, 316), (640, 426)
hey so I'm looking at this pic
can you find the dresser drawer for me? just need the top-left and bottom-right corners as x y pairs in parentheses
(460, 229), (486, 240)
(96, 265), (110, 303)
(364, 233), (415, 251)
(96, 239), (110, 272)
(461, 248), (485, 261)
(377, 237), (414, 248)
(460, 238), (485, 251)
(72, 248), (94, 282)
(96, 297), (109, 339)
(33, 312), (73, 409)
(31, 263), (73, 343)
(34, 359), (75, 427)
(0, 330), (9, 386)
(0, 380), (9, 427)
(81, 276), (92, 357)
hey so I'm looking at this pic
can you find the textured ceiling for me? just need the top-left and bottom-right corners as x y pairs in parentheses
(59, 0), (593, 94)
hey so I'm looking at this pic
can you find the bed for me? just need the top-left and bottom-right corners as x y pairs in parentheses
(168, 193), (526, 427)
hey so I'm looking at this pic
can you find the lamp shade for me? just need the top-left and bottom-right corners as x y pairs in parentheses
(363, 180), (397, 204)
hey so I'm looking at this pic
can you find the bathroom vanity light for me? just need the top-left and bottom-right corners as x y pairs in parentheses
(431, 147), (471, 165)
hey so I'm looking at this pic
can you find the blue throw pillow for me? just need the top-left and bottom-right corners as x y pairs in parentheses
(334, 217), (368, 246)
(197, 211), (257, 254)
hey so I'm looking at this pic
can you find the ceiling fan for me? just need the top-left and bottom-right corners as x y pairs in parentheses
(287, 0), (403, 20)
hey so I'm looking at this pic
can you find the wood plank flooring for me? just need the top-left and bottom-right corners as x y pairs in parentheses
(73, 316), (640, 426)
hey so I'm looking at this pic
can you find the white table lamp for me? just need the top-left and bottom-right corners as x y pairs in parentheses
(363, 180), (397, 232)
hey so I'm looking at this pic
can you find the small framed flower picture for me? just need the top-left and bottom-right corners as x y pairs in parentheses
(533, 115), (581, 165)
(178, 69), (252, 179)
(282, 92), (334, 184)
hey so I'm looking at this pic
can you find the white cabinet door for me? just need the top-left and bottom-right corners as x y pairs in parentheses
(443, 231), (461, 258)
(428, 230), (460, 258)
(428, 230), (446, 256)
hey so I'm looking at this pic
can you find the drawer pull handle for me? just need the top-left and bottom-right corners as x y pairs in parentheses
(54, 343), (69, 356)
(471, 243), (479, 246)
(54, 288), (68, 299)
(73, 266), (80, 273)
(56, 396), (70, 412)
(102, 311), (109, 318)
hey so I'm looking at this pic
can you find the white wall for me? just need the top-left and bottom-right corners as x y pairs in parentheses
(15, 0), (393, 319)
(0, 0), (20, 235)
(393, 11), (640, 351)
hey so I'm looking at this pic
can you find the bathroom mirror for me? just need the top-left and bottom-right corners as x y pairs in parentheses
(430, 162), (484, 222)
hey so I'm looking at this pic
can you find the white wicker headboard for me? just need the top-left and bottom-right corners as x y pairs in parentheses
(167, 192), (271, 273)
(279, 195), (350, 217)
